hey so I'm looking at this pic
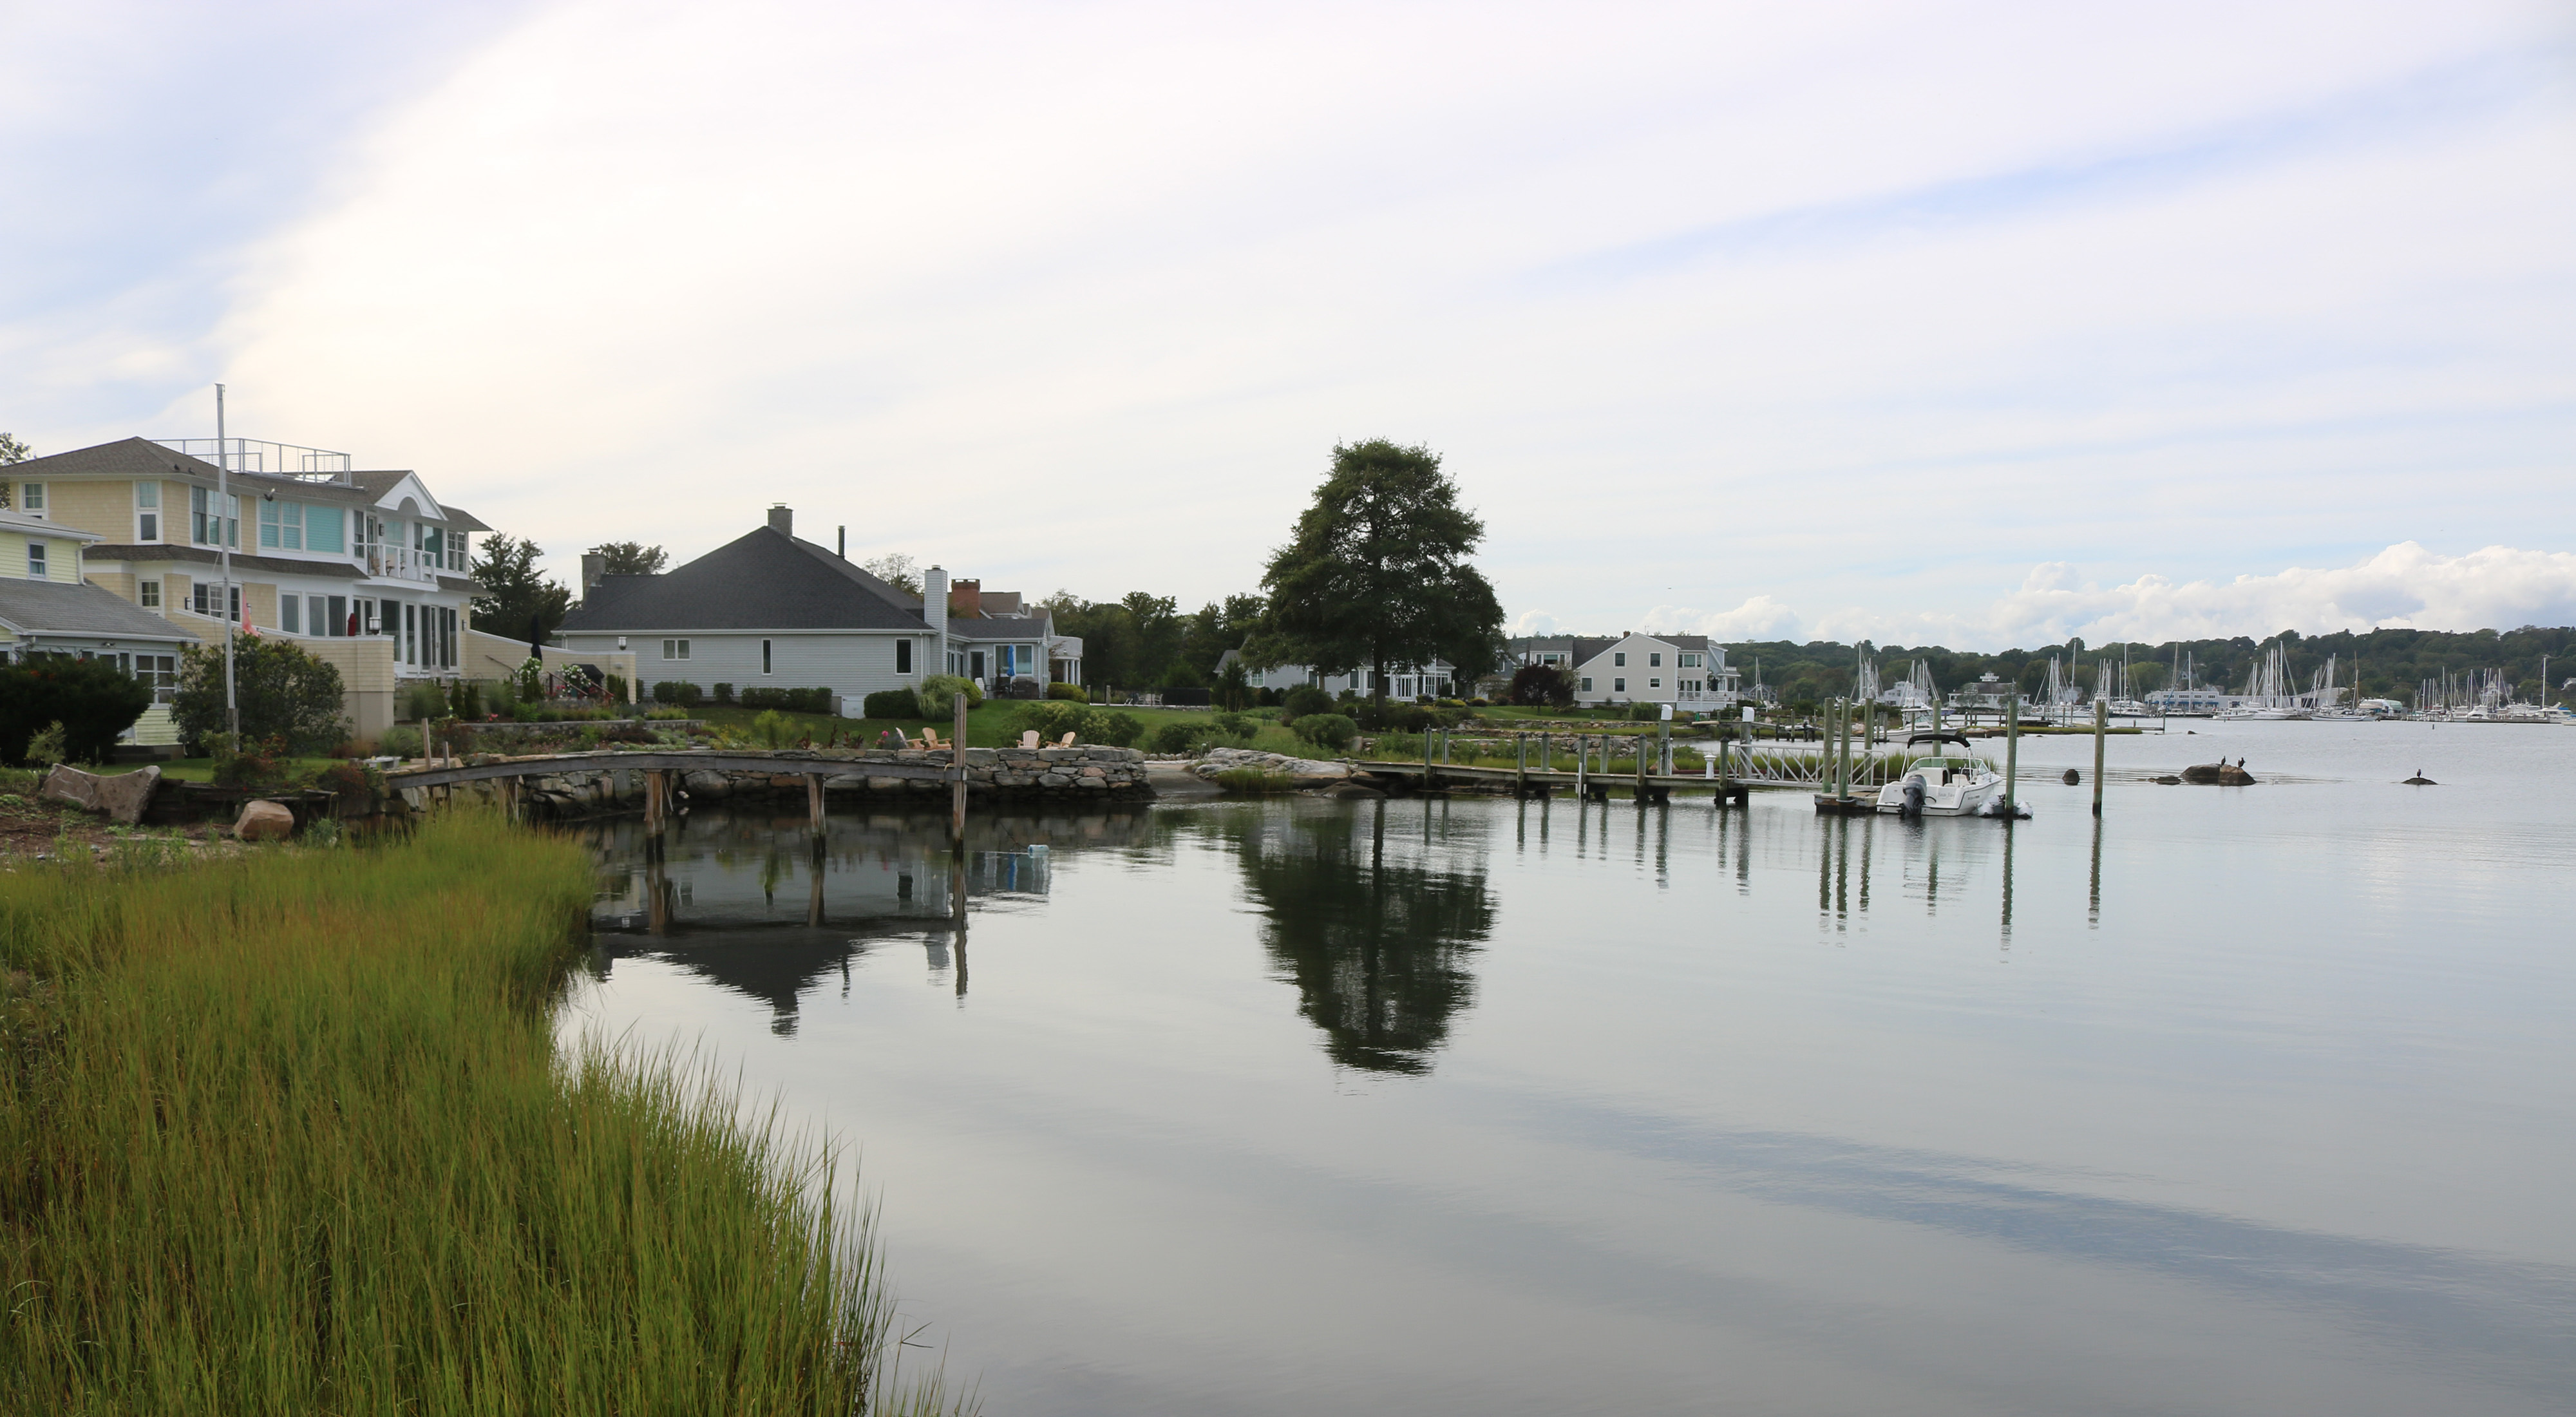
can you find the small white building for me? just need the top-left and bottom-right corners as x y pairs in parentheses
(1223, 651), (1459, 701)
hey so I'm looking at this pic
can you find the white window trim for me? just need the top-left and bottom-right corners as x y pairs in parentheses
(1614, 676), (1627, 693)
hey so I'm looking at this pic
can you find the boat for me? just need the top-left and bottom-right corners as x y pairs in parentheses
(1877, 732), (2007, 817)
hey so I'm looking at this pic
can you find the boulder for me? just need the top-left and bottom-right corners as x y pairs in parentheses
(41, 763), (161, 825)
(234, 799), (296, 841)
(2061, 768), (2080, 785)
(2217, 765), (2256, 785)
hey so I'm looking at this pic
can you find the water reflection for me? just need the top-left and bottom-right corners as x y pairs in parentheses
(1229, 801), (1498, 1075)
(584, 806), (1154, 1031)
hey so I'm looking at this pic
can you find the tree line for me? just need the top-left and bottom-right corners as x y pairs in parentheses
(1733, 625), (2576, 709)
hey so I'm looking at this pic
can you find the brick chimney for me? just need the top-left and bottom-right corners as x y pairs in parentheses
(949, 578), (982, 618)
(767, 504), (792, 536)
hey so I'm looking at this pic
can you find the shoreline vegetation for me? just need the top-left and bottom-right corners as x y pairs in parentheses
(0, 812), (967, 1414)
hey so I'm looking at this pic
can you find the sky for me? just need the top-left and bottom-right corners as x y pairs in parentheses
(5, 0), (2573, 651)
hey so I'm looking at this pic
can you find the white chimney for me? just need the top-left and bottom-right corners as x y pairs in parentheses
(923, 564), (948, 677)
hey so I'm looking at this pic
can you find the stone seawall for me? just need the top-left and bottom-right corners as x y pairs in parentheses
(398, 746), (1151, 818)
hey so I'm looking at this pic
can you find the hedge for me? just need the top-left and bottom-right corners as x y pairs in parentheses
(737, 687), (835, 714)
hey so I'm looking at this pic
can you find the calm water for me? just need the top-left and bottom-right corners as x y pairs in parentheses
(564, 720), (2576, 1416)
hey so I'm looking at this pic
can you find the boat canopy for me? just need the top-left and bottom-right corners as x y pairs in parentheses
(1904, 731), (1973, 750)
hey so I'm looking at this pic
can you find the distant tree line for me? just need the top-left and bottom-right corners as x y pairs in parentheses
(1733, 625), (2576, 710)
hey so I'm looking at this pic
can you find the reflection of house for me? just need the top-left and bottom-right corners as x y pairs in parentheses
(1220, 650), (1457, 700)
(559, 511), (1082, 705)
(5, 435), (492, 739)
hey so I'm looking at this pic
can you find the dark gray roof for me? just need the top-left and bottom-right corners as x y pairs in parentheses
(6, 436), (223, 481)
(556, 526), (929, 633)
(0, 578), (192, 641)
(84, 544), (364, 580)
(950, 613), (1051, 643)
(1570, 637), (1616, 665)
(442, 504), (493, 533)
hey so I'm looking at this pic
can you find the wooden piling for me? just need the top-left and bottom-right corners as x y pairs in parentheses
(2092, 697), (2107, 817)
(807, 772), (826, 832)
(950, 690), (968, 842)
(2003, 693), (2021, 817)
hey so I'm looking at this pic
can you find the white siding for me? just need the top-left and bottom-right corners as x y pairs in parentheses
(559, 629), (928, 707)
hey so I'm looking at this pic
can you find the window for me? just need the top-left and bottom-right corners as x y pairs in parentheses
(139, 579), (161, 609)
(762, 638), (773, 674)
(136, 483), (160, 541)
(191, 584), (242, 620)
(24, 542), (44, 579)
(1580, 676), (1593, 692)
(326, 595), (347, 637)
(305, 506), (345, 553)
(896, 638), (913, 674)
(1649, 652), (1662, 667)
(20, 483), (42, 515)
(281, 595), (301, 634)
(1649, 678), (1662, 689)
(663, 638), (690, 661)
(1680, 653), (1700, 668)
(1614, 652), (1627, 667)
(1614, 676), (1627, 693)
(191, 488), (238, 547)
(259, 499), (279, 547)
(133, 654), (176, 703)
(280, 502), (303, 550)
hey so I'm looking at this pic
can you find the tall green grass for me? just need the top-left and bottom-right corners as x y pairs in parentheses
(0, 812), (963, 1414)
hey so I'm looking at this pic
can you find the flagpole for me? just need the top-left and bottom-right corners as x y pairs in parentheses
(217, 385), (239, 747)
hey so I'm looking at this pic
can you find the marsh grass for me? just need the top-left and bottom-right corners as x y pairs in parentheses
(0, 811), (965, 1414)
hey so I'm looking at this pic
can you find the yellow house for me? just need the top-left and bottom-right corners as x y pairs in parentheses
(5, 436), (498, 742)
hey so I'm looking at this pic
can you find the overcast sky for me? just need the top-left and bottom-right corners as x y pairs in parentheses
(5, 1), (2572, 649)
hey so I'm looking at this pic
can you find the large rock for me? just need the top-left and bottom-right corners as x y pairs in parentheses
(41, 763), (161, 824)
(234, 799), (296, 841)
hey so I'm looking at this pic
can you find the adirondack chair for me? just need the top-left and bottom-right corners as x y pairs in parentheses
(1018, 730), (1041, 749)
(1056, 732), (1077, 747)
(916, 727), (946, 750)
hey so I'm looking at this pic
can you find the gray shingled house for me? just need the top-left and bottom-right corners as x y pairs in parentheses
(555, 507), (937, 707)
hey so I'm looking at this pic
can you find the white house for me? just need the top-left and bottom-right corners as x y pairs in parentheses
(1567, 632), (1738, 708)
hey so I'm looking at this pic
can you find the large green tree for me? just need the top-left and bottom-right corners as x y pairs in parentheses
(471, 534), (572, 644)
(1249, 439), (1502, 705)
(591, 540), (667, 576)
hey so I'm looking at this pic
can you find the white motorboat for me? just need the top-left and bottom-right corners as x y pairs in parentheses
(1877, 732), (2007, 817)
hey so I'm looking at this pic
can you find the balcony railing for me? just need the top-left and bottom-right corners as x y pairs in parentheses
(363, 544), (449, 583)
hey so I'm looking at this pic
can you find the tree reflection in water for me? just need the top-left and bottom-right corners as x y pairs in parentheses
(1231, 801), (1497, 1075)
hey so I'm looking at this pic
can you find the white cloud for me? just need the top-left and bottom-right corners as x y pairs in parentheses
(6, 1), (2570, 629)
(1615, 544), (2576, 649)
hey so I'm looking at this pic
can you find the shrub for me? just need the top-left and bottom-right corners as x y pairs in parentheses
(739, 687), (834, 714)
(1094, 711), (1144, 747)
(448, 680), (484, 720)
(1150, 721), (1201, 755)
(173, 639), (346, 756)
(1000, 676), (1043, 700)
(0, 654), (153, 766)
(712, 682), (734, 705)
(1281, 683), (1334, 723)
(24, 721), (67, 768)
(1012, 700), (1101, 743)
(916, 675), (982, 719)
(378, 725), (425, 759)
(1210, 711), (1254, 742)
(651, 680), (701, 707)
(211, 735), (290, 787)
(1293, 713), (1357, 751)
(1046, 681), (1088, 702)
(605, 672), (629, 704)
(316, 759), (384, 805)
(861, 688), (923, 720)
(397, 681), (448, 722)
(643, 705), (690, 721)
(1210, 768), (1296, 795)
(751, 709), (793, 749)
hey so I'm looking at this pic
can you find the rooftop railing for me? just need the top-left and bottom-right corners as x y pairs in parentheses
(151, 437), (353, 482)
